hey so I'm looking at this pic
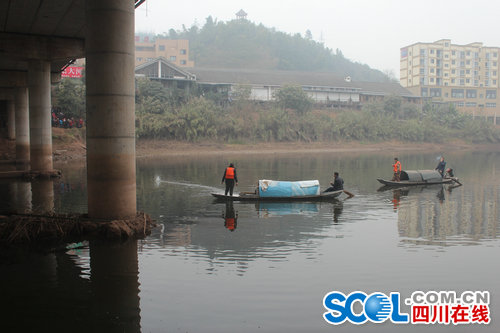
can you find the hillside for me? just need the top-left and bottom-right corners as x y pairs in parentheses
(166, 17), (390, 82)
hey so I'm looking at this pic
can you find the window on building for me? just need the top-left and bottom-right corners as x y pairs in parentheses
(474, 71), (479, 76)
(445, 92), (449, 97)
(451, 89), (464, 98)
(445, 42), (449, 47)
(486, 90), (497, 99)
(445, 54), (449, 58)
(494, 62), (498, 67)
(494, 71), (498, 76)
(430, 88), (442, 97)
(452, 50), (456, 56)
(180, 49), (187, 55)
(444, 73), (449, 77)
(486, 53), (490, 59)
(170, 56), (176, 61)
(430, 49), (435, 54)
(485, 80), (489, 86)
(421, 88), (428, 97)
(452, 69), (456, 74)
(451, 79), (455, 84)
(180, 60), (187, 65)
(457, 102), (465, 107)
(420, 59), (425, 65)
(445, 63), (449, 68)
(466, 60), (471, 65)
(474, 80), (479, 86)
(485, 62), (490, 68)
(474, 62), (479, 67)
(460, 61), (465, 67)
(466, 79), (470, 84)
(474, 52), (479, 58)
(430, 68), (435, 73)
(460, 79), (465, 85)
(466, 89), (477, 98)
(431, 59), (435, 64)
(494, 52), (498, 57)
(466, 69), (470, 74)
(494, 80), (497, 85)
(486, 103), (497, 107)
(460, 51), (465, 58)
(159, 45), (165, 51)
(420, 49), (426, 56)
(430, 78), (435, 83)
(420, 68), (425, 75)
(452, 60), (456, 65)
(466, 102), (477, 107)
(460, 70), (465, 76)
(467, 51), (471, 56)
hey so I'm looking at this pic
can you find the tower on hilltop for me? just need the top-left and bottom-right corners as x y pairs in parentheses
(236, 9), (247, 20)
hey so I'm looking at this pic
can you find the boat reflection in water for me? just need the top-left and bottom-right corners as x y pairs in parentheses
(256, 201), (320, 218)
(379, 183), (498, 246)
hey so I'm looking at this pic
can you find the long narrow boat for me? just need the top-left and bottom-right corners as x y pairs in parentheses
(212, 179), (343, 201)
(377, 170), (455, 187)
(211, 189), (343, 201)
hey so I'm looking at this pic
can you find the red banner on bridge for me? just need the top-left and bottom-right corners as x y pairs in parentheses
(61, 66), (83, 78)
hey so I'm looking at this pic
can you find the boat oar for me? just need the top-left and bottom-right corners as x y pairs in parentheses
(450, 177), (462, 186)
(343, 189), (355, 198)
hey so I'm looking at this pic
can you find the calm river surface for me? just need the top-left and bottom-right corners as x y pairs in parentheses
(1, 149), (499, 332)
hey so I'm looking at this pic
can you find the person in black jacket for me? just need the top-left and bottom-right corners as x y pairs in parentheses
(324, 172), (344, 192)
(435, 156), (446, 177)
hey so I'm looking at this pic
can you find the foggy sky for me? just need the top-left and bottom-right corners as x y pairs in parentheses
(135, 0), (500, 79)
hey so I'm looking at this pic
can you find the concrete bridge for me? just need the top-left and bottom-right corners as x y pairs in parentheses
(0, 0), (144, 219)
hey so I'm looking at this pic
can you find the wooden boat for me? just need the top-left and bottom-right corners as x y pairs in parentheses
(211, 189), (343, 201)
(377, 170), (455, 187)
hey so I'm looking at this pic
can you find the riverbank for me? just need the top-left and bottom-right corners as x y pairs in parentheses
(1, 128), (499, 164)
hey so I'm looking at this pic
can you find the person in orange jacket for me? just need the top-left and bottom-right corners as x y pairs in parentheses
(221, 163), (238, 196)
(392, 157), (402, 182)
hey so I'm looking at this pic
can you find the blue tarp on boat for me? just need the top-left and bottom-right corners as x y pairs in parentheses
(258, 180), (320, 198)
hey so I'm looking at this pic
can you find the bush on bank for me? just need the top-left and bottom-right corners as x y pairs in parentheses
(134, 78), (500, 144)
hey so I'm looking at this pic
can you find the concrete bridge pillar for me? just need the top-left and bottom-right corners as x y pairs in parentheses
(15, 87), (30, 168)
(7, 100), (15, 140)
(28, 60), (52, 171)
(86, 0), (136, 219)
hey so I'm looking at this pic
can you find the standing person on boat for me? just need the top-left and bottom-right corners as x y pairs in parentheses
(221, 163), (238, 196)
(392, 157), (402, 182)
(324, 172), (344, 192)
(435, 156), (446, 177)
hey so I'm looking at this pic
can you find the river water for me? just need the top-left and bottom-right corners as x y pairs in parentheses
(1, 149), (499, 332)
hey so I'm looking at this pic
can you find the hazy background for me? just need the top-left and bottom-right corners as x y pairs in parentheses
(135, 0), (500, 79)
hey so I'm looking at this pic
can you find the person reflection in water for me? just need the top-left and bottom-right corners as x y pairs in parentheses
(223, 201), (238, 231)
(333, 201), (343, 223)
(392, 189), (401, 211)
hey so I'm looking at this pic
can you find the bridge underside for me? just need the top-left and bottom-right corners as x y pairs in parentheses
(0, 0), (141, 219)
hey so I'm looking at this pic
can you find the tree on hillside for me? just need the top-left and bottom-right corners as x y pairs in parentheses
(171, 17), (389, 82)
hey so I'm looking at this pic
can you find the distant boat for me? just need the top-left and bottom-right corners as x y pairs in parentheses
(377, 170), (455, 187)
(212, 179), (343, 201)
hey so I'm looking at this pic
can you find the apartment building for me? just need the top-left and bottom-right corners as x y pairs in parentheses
(400, 39), (499, 124)
(135, 35), (194, 68)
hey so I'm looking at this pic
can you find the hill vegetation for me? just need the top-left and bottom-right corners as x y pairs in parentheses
(162, 17), (391, 82)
